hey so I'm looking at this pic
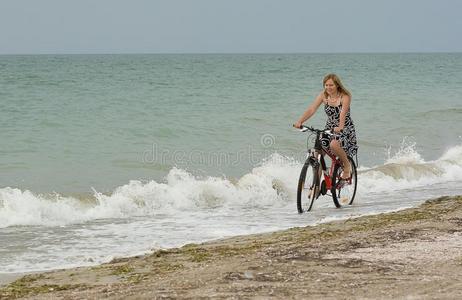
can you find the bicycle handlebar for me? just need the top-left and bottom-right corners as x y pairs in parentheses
(293, 124), (333, 136)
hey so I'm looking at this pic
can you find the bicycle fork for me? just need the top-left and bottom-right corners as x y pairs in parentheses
(312, 152), (333, 197)
(307, 151), (331, 199)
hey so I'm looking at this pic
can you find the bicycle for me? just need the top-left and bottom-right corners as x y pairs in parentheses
(295, 125), (358, 212)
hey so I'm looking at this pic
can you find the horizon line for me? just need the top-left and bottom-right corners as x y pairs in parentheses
(0, 51), (461, 56)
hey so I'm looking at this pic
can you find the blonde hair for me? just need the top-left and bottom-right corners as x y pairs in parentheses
(323, 74), (351, 98)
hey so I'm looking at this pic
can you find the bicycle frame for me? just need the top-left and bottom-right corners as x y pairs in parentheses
(306, 129), (343, 195)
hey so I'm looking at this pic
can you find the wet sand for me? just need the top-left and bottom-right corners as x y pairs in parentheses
(1, 195), (461, 299)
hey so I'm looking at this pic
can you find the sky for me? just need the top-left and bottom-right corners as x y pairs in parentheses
(0, 0), (461, 54)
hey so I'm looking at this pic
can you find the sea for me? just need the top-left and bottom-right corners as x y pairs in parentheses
(0, 53), (461, 274)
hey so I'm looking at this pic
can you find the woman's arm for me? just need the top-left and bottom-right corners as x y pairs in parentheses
(294, 92), (324, 128)
(336, 94), (351, 132)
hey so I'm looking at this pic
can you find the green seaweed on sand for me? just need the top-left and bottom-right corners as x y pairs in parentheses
(0, 274), (85, 299)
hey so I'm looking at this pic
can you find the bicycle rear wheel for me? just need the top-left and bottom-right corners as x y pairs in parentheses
(331, 156), (357, 208)
(297, 161), (318, 213)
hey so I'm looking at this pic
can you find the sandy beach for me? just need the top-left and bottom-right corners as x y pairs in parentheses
(1, 195), (461, 299)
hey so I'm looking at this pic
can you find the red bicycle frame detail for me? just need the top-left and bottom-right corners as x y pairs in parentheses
(319, 151), (344, 190)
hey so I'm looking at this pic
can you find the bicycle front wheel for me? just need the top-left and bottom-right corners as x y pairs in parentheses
(331, 156), (357, 208)
(297, 161), (318, 213)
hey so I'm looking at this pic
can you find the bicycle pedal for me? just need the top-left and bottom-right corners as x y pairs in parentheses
(336, 180), (347, 189)
(320, 181), (327, 195)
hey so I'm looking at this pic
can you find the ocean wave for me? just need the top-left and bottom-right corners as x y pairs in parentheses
(0, 154), (300, 228)
(1, 144), (461, 228)
(359, 143), (462, 193)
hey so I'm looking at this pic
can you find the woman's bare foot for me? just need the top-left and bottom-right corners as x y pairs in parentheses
(341, 162), (351, 179)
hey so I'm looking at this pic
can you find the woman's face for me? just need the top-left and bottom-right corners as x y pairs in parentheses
(324, 79), (338, 95)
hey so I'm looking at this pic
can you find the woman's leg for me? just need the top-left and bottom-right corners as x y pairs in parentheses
(329, 139), (351, 179)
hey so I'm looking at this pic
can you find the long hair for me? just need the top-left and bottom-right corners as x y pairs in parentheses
(323, 74), (351, 98)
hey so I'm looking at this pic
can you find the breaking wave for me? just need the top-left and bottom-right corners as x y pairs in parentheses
(1, 143), (461, 228)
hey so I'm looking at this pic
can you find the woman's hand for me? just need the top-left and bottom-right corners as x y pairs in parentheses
(293, 121), (303, 129)
(334, 127), (344, 133)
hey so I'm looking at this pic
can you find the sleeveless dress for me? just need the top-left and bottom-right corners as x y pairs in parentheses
(320, 97), (358, 158)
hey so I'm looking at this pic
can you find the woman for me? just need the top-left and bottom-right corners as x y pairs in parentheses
(294, 74), (358, 179)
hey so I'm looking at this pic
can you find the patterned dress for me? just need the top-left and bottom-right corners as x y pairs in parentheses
(320, 97), (358, 158)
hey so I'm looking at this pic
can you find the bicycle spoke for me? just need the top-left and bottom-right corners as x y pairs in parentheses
(331, 157), (357, 208)
(297, 162), (318, 213)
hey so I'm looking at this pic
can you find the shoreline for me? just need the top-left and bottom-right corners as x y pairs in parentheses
(1, 195), (461, 299)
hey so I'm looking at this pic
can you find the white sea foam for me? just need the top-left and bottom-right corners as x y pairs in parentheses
(359, 142), (462, 194)
(384, 138), (424, 165)
(1, 145), (461, 228)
